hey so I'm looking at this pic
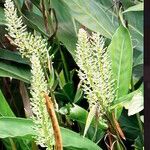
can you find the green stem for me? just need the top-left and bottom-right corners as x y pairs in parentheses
(59, 48), (70, 82)
(9, 138), (16, 150)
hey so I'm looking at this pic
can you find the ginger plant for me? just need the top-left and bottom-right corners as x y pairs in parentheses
(4, 0), (62, 149)
(76, 28), (126, 149)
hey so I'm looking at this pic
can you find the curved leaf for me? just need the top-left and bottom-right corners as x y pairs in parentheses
(0, 117), (102, 150)
(0, 61), (31, 83)
(0, 117), (35, 138)
(0, 90), (15, 117)
(0, 48), (29, 65)
(61, 127), (102, 150)
(62, 0), (117, 38)
(51, 0), (77, 57)
(125, 11), (143, 51)
(62, 0), (143, 52)
(123, 3), (143, 13)
(23, 11), (48, 37)
(83, 105), (96, 137)
(128, 92), (143, 116)
(110, 90), (137, 110)
(60, 104), (108, 130)
(108, 25), (133, 99)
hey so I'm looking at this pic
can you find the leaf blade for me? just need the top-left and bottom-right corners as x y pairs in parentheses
(0, 90), (15, 117)
(0, 117), (102, 150)
(62, 0), (117, 38)
(123, 3), (143, 13)
(0, 61), (31, 83)
(108, 25), (133, 99)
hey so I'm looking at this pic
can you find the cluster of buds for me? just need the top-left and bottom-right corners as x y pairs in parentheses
(76, 28), (116, 119)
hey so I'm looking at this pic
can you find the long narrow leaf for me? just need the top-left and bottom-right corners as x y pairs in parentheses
(0, 61), (31, 83)
(108, 25), (133, 99)
(0, 90), (15, 117)
(0, 117), (102, 150)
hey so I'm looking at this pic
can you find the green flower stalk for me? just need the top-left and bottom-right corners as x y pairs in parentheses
(4, 0), (54, 149)
(76, 28), (116, 121)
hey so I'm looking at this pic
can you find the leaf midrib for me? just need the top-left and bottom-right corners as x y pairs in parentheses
(116, 39), (125, 98)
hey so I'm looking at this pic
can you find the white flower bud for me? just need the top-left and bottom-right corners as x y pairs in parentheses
(76, 28), (116, 116)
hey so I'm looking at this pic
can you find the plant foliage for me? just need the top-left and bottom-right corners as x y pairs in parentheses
(0, 0), (143, 149)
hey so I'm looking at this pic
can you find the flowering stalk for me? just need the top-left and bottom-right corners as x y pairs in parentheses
(76, 28), (116, 113)
(4, 0), (49, 64)
(76, 28), (116, 135)
(30, 54), (54, 149)
(4, 0), (57, 149)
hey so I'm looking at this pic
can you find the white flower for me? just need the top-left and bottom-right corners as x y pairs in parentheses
(30, 54), (54, 149)
(4, 0), (54, 149)
(76, 28), (116, 116)
(4, 0), (49, 64)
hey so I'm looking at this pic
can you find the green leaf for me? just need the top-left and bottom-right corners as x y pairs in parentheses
(0, 117), (102, 150)
(100, 0), (143, 52)
(14, 0), (24, 9)
(61, 0), (143, 52)
(0, 117), (35, 138)
(62, 0), (117, 38)
(95, 0), (112, 8)
(127, 92), (143, 116)
(56, 77), (76, 102)
(58, 70), (67, 88)
(121, 0), (136, 9)
(123, 3), (143, 13)
(62, 104), (108, 130)
(23, 11), (48, 37)
(108, 25), (133, 99)
(61, 127), (102, 150)
(0, 90), (32, 149)
(0, 48), (29, 65)
(62, 82), (75, 102)
(0, 8), (6, 25)
(83, 105), (96, 137)
(0, 90), (15, 117)
(51, 0), (77, 57)
(133, 52), (143, 67)
(134, 135), (144, 150)
(0, 61), (31, 83)
(119, 110), (140, 140)
(30, 0), (40, 8)
(54, 91), (69, 103)
(133, 64), (143, 84)
(73, 88), (83, 103)
(110, 90), (138, 110)
(125, 11), (143, 51)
